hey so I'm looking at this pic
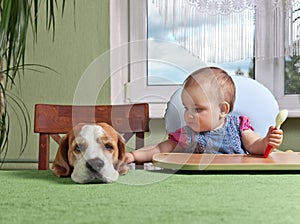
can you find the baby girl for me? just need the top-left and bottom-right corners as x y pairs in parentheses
(126, 67), (283, 163)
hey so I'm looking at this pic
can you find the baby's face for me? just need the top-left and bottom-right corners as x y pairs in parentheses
(181, 86), (224, 132)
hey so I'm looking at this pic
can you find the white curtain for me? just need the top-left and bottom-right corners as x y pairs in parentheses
(151, 0), (300, 62)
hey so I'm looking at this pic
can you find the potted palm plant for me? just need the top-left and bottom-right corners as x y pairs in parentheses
(0, 0), (70, 161)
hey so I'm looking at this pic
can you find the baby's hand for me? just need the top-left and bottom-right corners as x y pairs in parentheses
(125, 152), (135, 164)
(265, 126), (283, 148)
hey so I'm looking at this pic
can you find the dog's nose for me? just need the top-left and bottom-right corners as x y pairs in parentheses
(86, 158), (104, 172)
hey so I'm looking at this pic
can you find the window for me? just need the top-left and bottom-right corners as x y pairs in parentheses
(285, 2), (300, 94)
(110, 0), (300, 118)
(147, 1), (255, 85)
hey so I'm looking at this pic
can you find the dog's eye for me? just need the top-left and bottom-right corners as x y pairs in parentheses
(104, 144), (113, 150)
(75, 144), (84, 151)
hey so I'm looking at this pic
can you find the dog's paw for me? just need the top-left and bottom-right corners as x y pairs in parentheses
(118, 165), (129, 175)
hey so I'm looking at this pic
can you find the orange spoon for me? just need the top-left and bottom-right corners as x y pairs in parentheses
(263, 109), (288, 158)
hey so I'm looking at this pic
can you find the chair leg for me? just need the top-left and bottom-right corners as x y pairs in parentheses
(38, 134), (50, 170)
(136, 132), (145, 149)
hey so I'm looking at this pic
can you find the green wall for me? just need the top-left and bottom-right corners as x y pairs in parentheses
(2, 0), (110, 167)
(281, 118), (300, 151)
(1, 0), (300, 169)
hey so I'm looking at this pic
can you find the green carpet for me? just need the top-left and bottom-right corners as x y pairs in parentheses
(1, 170), (300, 224)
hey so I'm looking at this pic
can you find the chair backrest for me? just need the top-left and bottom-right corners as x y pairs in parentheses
(34, 103), (149, 170)
(165, 76), (279, 137)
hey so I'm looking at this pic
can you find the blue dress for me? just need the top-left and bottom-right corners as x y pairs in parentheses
(168, 115), (252, 154)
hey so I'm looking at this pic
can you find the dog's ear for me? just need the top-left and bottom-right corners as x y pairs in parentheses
(116, 133), (128, 175)
(52, 134), (72, 177)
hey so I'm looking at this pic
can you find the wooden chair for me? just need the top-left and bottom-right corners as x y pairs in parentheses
(34, 103), (149, 170)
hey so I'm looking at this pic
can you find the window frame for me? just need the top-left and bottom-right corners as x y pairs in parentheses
(110, 0), (300, 118)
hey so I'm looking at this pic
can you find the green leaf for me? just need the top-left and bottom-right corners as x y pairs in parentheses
(0, 0), (74, 161)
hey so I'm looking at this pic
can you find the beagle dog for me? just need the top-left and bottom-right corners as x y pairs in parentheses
(52, 123), (128, 183)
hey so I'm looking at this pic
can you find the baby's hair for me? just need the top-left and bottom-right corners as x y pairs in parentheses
(183, 67), (236, 112)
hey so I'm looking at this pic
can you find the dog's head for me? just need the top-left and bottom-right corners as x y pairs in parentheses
(52, 123), (128, 183)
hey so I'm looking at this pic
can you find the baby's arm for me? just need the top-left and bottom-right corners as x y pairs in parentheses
(125, 139), (177, 164)
(242, 126), (283, 154)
